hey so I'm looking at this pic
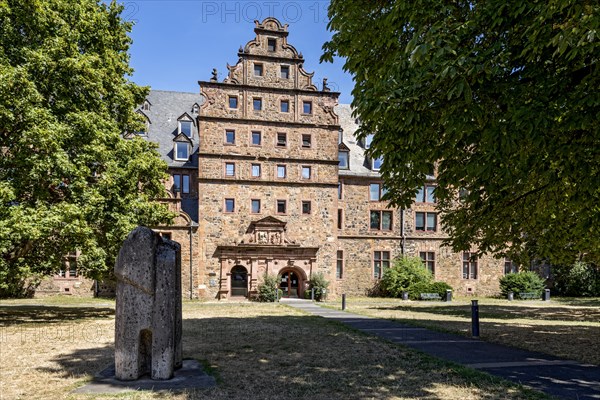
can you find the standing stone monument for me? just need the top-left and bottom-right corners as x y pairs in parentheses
(114, 226), (182, 380)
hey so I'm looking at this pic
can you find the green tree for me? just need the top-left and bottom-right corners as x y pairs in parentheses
(380, 256), (432, 298)
(0, 0), (173, 296)
(323, 1), (599, 266)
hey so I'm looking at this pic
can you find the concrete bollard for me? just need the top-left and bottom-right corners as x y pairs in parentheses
(508, 292), (514, 301)
(445, 289), (452, 302)
(311, 288), (315, 301)
(342, 294), (346, 310)
(402, 291), (409, 301)
(471, 300), (480, 338)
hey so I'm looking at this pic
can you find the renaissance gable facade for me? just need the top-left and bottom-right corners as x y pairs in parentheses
(40, 18), (509, 298)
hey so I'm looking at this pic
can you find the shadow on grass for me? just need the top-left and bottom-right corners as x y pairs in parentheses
(372, 303), (600, 322)
(38, 314), (541, 400)
(0, 305), (114, 326)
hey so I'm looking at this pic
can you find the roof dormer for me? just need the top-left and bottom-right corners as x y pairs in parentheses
(177, 113), (195, 139)
(173, 133), (192, 162)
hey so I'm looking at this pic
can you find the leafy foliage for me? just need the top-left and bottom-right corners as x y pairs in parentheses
(380, 256), (433, 297)
(256, 273), (281, 302)
(0, 0), (173, 296)
(552, 261), (600, 297)
(323, 1), (600, 266)
(499, 272), (546, 298)
(309, 272), (330, 301)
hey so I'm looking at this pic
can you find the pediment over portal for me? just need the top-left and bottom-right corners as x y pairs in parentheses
(239, 216), (297, 246)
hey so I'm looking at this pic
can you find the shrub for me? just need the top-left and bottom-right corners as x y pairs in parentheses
(380, 256), (433, 297)
(407, 281), (453, 300)
(499, 271), (546, 298)
(308, 272), (329, 301)
(256, 273), (282, 302)
(552, 261), (600, 297)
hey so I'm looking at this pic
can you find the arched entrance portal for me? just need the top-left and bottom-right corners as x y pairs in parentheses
(230, 265), (248, 297)
(279, 269), (303, 298)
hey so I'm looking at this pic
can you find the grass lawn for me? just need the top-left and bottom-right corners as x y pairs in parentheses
(323, 297), (600, 366)
(0, 297), (549, 399)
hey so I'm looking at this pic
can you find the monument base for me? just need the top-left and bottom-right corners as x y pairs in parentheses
(72, 359), (216, 394)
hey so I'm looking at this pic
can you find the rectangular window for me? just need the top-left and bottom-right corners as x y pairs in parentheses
(302, 201), (311, 214)
(374, 251), (390, 279)
(251, 199), (261, 214)
(173, 174), (181, 192)
(280, 100), (289, 113)
(182, 175), (190, 194)
(415, 185), (436, 203)
(504, 258), (518, 275)
(337, 209), (343, 230)
(419, 251), (435, 275)
(267, 38), (276, 52)
(280, 65), (289, 79)
(180, 120), (192, 137)
(253, 98), (262, 111)
(225, 198), (235, 213)
(302, 101), (312, 114)
(365, 134), (374, 149)
(68, 265), (78, 278)
(339, 151), (349, 169)
(225, 162), (235, 177)
(254, 63), (263, 76)
(277, 132), (287, 146)
(251, 163), (261, 177)
(225, 130), (235, 144)
(415, 212), (437, 231)
(372, 157), (383, 171)
(369, 183), (383, 201)
(277, 165), (286, 178)
(301, 166), (311, 179)
(463, 252), (478, 279)
(302, 134), (311, 148)
(251, 131), (261, 146)
(336, 251), (344, 279)
(370, 210), (393, 230)
(276, 199), (287, 214)
(228, 96), (238, 109)
(175, 142), (188, 160)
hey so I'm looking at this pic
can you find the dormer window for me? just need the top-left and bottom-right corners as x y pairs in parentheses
(364, 134), (374, 149)
(372, 157), (383, 171)
(268, 38), (276, 52)
(179, 120), (192, 138)
(175, 142), (189, 161)
(339, 151), (349, 169)
(142, 100), (151, 111)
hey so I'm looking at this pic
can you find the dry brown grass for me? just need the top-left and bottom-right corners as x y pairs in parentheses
(0, 298), (549, 400)
(323, 297), (600, 366)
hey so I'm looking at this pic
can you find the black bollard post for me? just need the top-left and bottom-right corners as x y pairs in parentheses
(342, 294), (346, 310)
(508, 292), (514, 301)
(311, 288), (315, 301)
(471, 300), (480, 338)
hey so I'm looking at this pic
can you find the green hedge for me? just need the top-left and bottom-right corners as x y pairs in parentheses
(499, 271), (545, 298)
(380, 256), (453, 300)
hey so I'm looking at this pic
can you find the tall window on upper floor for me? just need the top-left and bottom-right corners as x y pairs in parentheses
(267, 38), (276, 52)
(302, 101), (312, 114)
(415, 185), (436, 203)
(175, 142), (189, 161)
(281, 65), (289, 79)
(179, 120), (192, 138)
(173, 174), (181, 193)
(229, 96), (238, 109)
(462, 252), (478, 279)
(415, 212), (437, 232)
(370, 210), (393, 231)
(302, 134), (311, 148)
(254, 63), (263, 77)
(280, 100), (289, 113)
(182, 175), (190, 194)
(339, 151), (349, 169)
(253, 98), (262, 111)
(364, 134), (374, 149)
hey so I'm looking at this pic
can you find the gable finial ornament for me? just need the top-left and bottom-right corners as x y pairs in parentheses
(323, 78), (330, 92)
(210, 68), (218, 82)
(238, 45), (244, 53)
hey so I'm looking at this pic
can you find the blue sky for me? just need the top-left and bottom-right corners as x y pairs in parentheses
(125, 0), (355, 104)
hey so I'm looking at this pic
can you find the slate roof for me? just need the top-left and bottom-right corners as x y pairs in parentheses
(335, 104), (381, 178)
(138, 90), (204, 169)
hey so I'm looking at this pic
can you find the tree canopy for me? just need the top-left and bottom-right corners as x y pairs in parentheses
(0, 0), (173, 296)
(323, 0), (599, 266)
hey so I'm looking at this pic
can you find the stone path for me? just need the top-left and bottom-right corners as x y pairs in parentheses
(283, 299), (600, 400)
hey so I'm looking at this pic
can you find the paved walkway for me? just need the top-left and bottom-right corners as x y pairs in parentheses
(283, 299), (600, 400)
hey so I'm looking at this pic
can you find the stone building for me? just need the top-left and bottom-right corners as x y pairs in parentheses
(39, 17), (509, 298)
